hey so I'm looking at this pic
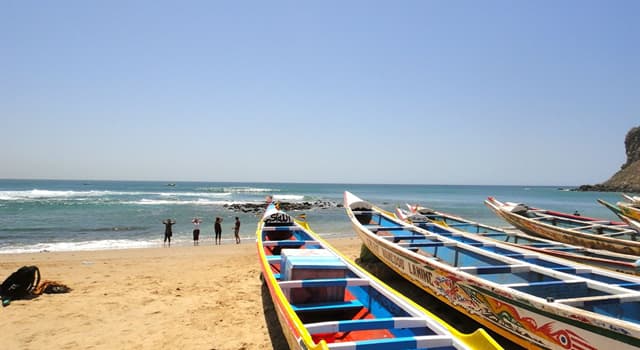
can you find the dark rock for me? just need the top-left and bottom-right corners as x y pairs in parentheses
(223, 200), (340, 213)
(623, 126), (640, 169)
(577, 126), (640, 193)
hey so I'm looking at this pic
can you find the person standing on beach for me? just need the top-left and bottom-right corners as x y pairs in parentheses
(265, 195), (273, 208)
(162, 218), (176, 247)
(214, 217), (223, 245)
(234, 217), (241, 244)
(192, 217), (202, 246)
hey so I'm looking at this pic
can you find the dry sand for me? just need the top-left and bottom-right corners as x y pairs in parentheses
(0, 238), (363, 350)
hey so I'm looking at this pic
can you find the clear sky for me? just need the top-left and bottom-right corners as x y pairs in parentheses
(1, 1), (638, 185)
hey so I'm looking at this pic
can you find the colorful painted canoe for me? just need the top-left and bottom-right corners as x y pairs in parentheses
(485, 197), (640, 255)
(599, 199), (640, 233)
(344, 191), (640, 350)
(599, 196), (640, 222)
(257, 203), (501, 350)
(395, 204), (640, 275)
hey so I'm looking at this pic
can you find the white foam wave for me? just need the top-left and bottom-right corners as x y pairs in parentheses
(0, 239), (158, 254)
(0, 189), (145, 201)
(0, 235), (265, 254)
(159, 191), (232, 198)
(273, 194), (305, 201)
(130, 199), (231, 206)
(0, 189), (237, 201)
(223, 187), (276, 193)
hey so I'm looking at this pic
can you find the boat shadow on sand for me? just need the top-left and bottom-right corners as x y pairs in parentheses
(259, 244), (523, 350)
(260, 280), (289, 350)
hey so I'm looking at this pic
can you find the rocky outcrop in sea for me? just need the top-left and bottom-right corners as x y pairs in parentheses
(223, 200), (341, 214)
(577, 126), (640, 192)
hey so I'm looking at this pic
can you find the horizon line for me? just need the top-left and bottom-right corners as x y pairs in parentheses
(0, 177), (581, 188)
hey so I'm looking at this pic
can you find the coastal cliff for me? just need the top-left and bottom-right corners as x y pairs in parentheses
(578, 126), (640, 192)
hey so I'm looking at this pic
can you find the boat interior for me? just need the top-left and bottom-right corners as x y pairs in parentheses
(351, 207), (640, 325)
(515, 210), (639, 238)
(261, 218), (463, 349)
(412, 212), (640, 262)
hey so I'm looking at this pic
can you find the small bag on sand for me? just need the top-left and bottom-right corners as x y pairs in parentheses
(1, 265), (41, 305)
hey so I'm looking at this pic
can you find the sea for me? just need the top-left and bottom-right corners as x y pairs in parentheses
(0, 179), (628, 254)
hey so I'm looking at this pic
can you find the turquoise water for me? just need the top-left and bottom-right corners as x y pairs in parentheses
(0, 179), (628, 253)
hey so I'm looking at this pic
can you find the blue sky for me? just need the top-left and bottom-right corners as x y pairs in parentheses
(1, 1), (638, 185)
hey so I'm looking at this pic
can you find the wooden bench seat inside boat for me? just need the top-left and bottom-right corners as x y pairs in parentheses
(266, 255), (281, 264)
(510, 280), (609, 300)
(380, 234), (433, 242)
(458, 264), (530, 275)
(292, 300), (365, 324)
(327, 335), (454, 350)
(617, 282), (640, 289)
(278, 278), (369, 289)
(398, 241), (446, 248)
(504, 279), (581, 288)
(262, 240), (319, 247)
(501, 253), (538, 259)
(365, 225), (408, 232)
(291, 300), (364, 313)
(262, 225), (300, 231)
(304, 317), (430, 334)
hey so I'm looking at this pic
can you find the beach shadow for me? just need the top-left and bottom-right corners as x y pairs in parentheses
(260, 277), (289, 350)
(355, 245), (524, 350)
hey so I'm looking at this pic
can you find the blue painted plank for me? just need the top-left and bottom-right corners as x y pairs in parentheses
(263, 240), (317, 247)
(332, 335), (452, 350)
(290, 300), (364, 313)
(462, 265), (526, 274)
(266, 255), (281, 263)
(279, 278), (368, 289)
(405, 242), (445, 248)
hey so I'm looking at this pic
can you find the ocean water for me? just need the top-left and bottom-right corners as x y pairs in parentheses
(0, 179), (628, 254)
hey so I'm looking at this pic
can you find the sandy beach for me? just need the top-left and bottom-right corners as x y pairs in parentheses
(0, 238), (363, 350)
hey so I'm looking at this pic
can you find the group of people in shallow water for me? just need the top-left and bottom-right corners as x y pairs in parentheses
(162, 216), (241, 247)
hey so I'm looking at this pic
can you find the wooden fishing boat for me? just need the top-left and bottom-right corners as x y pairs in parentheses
(598, 196), (640, 222)
(395, 204), (640, 275)
(617, 202), (640, 221)
(623, 193), (640, 205)
(599, 199), (640, 233)
(621, 215), (640, 232)
(598, 199), (640, 222)
(257, 203), (501, 350)
(485, 197), (640, 255)
(345, 191), (640, 350)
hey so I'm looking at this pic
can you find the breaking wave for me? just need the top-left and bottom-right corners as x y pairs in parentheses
(273, 194), (305, 201)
